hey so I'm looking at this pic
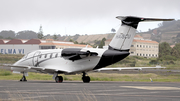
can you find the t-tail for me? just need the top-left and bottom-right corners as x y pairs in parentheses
(109, 16), (174, 51)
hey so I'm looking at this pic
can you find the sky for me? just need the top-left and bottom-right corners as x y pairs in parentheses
(0, 0), (179, 36)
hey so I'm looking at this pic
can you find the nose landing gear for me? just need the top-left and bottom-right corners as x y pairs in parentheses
(20, 75), (27, 81)
(20, 72), (28, 82)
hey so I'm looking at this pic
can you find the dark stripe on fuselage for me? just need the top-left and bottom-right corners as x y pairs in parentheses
(34, 56), (61, 67)
(17, 52), (60, 67)
(108, 45), (130, 52)
(93, 50), (129, 70)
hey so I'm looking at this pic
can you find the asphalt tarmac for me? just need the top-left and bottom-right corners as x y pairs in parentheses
(0, 80), (180, 101)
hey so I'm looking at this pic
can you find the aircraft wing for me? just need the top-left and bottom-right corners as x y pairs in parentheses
(94, 66), (165, 72)
(3, 64), (69, 74)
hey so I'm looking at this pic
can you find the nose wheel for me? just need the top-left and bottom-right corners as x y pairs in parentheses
(20, 75), (27, 81)
(82, 72), (90, 83)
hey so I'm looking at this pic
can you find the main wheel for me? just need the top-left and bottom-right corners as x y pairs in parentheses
(82, 76), (90, 83)
(55, 76), (63, 83)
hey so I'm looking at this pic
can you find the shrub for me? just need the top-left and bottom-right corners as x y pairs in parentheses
(149, 60), (158, 65)
(0, 69), (12, 76)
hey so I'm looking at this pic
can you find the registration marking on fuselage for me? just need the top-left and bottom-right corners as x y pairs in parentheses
(120, 86), (180, 90)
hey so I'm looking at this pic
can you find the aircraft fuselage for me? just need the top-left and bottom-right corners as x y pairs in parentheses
(12, 48), (129, 74)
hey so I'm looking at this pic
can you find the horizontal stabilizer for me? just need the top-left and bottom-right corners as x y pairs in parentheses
(116, 16), (174, 22)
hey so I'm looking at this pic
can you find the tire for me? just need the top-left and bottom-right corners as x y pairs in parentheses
(82, 76), (90, 83)
(55, 76), (63, 83)
(59, 76), (63, 83)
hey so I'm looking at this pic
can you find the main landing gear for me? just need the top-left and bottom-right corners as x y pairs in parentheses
(53, 73), (63, 83)
(55, 76), (63, 83)
(82, 72), (90, 83)
(53, 72), (90, 83)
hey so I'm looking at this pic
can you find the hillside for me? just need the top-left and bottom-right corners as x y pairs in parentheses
(1, 20), (179, 46)
(57, 33), (115, 45)
(57, 20), (180, 46)
(139, 20), (180, 45)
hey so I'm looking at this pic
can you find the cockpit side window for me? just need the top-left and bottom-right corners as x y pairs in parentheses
(23, 54), (27, 59)
(24, 53), (30, 58)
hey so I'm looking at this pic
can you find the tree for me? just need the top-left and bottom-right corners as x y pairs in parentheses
(37, 25), (44, 39)
(99, 38), (106, 48)
(53, 34), (58, 40)
(159, 42), (172, 60)
(148, 28), (151, 32)
(16, 30), (38, 39)
(0, 30), (15, 38)
(171, 48), (179, 58)
(69, 39), (74, 42)
(171, 43), (180, 59)
(74, 41), (78, 44)
(111, 28), (116, 33)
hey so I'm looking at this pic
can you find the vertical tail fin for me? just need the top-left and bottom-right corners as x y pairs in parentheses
(109, 16), (174, 51)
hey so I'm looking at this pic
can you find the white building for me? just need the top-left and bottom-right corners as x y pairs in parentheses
(104, 35), (159, 58)
(0, 39), (92, 54)
(130, 35), (159, 58)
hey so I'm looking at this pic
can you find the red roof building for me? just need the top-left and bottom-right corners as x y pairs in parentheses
(0, 39), (92, 54)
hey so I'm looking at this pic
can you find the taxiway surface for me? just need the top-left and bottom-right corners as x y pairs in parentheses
(0, 80), (180, 101)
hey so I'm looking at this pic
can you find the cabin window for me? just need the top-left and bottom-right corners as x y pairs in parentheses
(44, 54), (47, 58)
(55, 53), (58, 58)
(50, 54), (52, 58)
(39, 55), (41, 58)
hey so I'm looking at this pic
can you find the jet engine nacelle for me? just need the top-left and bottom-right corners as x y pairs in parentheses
(61, 48), (97, 61)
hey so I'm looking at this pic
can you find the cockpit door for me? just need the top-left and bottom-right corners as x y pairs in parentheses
(33, 51), (41, 66)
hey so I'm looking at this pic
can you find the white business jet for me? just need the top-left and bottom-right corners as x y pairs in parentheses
(7, 16), (173, 83)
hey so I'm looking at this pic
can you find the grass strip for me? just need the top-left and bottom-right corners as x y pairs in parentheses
(0, 69), (180, 82)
